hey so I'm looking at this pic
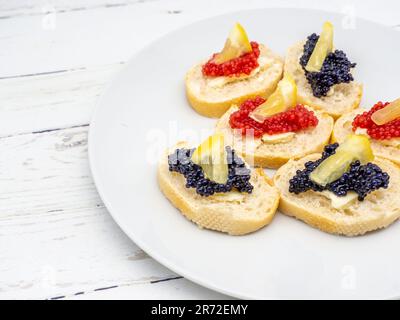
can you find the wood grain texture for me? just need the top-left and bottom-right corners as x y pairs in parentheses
(1, 0), (399, 299)
(0, 125), (229, 299)
(0, 63), (123, 137)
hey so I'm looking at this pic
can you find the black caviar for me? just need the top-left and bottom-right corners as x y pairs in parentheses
(299, 33), (356, 97)
(168, 147), (253, 197)
(289, 143), (390, 201)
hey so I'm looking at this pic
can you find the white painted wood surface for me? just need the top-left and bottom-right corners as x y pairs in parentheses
(0, 0), (399, 300)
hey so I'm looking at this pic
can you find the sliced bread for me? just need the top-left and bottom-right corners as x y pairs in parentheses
(284, 41), (363, 119)
(274, 154), (400, 236)
(158, 142), (280, 235)
(215, 106), (334, 168)
(185, 45), (283, 118)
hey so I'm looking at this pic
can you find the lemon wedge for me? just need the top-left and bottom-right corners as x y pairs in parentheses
(310, 134), (374, 186)
(371, 98), (400, 125)
(305, 21), (334, 72)
(213, 23), (252, 64)
(249, 73), (297, 123)
(191, 133), (229, 184)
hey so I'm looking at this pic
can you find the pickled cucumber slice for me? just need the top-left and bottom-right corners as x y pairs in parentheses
(305, 21), (334, 72)
(371, 98), (400, 125)
(191, 133), (229, 184)
(249, 74), (297, 122)
(213, 23), (252, 64)
(310, 134), (374, 186)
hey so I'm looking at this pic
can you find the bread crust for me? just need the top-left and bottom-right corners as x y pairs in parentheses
(215, 106), (334, 168)
(274, 154), (400, 236)
(158, 143), (280, 235)
(186, 86), (276, 119)
(185, 45), (284, 118)
(284, 41), (363, 119)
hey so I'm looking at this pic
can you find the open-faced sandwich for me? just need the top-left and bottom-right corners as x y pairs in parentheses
(274, 134), (400, 236)
(333, 98), (400, 166)
(284, 21), (363, 118)
(158, 133), (280, 235)
(185, 23), (284, 118)
(215, 74), (334, 168)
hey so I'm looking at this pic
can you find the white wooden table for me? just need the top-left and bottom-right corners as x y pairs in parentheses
(1, 0), (399, 300)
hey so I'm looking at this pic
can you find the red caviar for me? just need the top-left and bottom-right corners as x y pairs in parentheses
(352, 102), (400, 140)
(202, 42), (260, 77)
(229, 97), (319, 137)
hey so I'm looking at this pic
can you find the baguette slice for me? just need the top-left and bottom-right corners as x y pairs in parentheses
(274, 154), (400, 236)
(332, 109), (400, 166)
(185, 44), (283, 118)
(215, 106), (334, 168)
(284, 41), (363, 119)
(158, 142), (280, 235)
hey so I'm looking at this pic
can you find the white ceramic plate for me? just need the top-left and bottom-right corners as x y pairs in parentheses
(89, 8), (400, 299)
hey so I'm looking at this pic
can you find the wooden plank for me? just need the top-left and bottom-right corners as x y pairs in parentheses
(0, 0), (195, 77)
(62, 277), (231, 300)
(0, 125), (229, 299)
(1, 0), (399, 78)
(0, 0), (156, 18)
(0, 63), (122, 137)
